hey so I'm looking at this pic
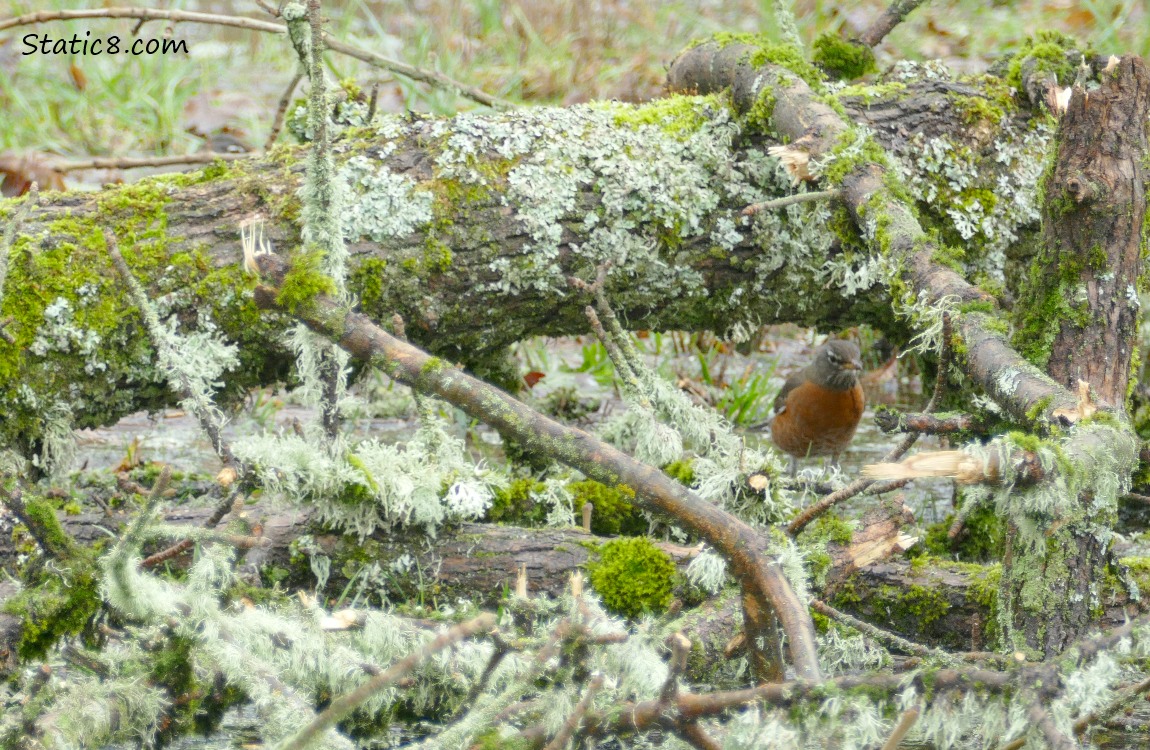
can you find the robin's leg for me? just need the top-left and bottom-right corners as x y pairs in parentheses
(788, 455), (797, 477)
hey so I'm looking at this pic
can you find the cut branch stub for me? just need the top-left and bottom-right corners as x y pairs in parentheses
(251, 252), (822, 682)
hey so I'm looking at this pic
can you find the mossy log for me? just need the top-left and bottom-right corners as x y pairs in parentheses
(0, 501), (1042, 681)
(0, 504), (692, 603)
(0, 69), (1053, 452)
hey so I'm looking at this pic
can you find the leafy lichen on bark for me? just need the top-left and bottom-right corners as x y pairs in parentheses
(0, 74), (1070, 452)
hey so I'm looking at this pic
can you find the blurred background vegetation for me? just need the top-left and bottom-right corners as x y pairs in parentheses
(1, 0), (1148, 165)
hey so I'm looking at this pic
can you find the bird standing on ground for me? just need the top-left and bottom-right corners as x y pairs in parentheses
(769, 339), (865, 471)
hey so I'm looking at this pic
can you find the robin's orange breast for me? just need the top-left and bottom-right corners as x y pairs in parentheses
(771, 381), (865, 458)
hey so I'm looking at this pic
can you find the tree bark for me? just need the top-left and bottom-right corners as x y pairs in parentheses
(0, 73), (1048, 452)
(1000, 57), (1150, 656)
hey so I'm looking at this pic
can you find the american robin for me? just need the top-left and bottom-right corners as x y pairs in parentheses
(768, 340), (865, 471)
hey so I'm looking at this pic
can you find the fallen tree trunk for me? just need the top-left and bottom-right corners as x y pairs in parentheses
(0, 69), (1053, 452)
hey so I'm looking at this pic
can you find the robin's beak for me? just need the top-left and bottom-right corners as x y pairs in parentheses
(842, 359), (863, 371)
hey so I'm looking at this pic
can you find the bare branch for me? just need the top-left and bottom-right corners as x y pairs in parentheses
(742, 189), (840, 216)
(0, 7), (511, 109)
(253, 252), (822, 681)
(279, 613), (496, 750)
(859, 0), (931, 47)
(51, 152), (251, 173)
(265, 72), (304, 151)
(880, 706), (920, 750)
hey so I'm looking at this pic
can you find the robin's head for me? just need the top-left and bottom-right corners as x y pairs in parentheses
(811, 339), (863, 390)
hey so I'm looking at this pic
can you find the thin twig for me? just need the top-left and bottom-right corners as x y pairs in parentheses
(742, 189), (840, 216)
(51, 152), (250, 173)
(859, 0), (931, 47)
(659, 632), (691, 704)
(811, 599), (955, 663)
(874, 409), (981, 435)
(142, 484), (244, 568)
(789, 314), (951, 535)
(1073, 673), (1150, 736)
(543, 673), (603, 750)
(278, 613), (496, 750)
(0, 8), (510, 109)
(264, 72), (303, 150)
(881, 706), (921, 750)
(107, 233), (243, 472)
(947, 493), (980, 540)
(459, 631), (509, 711)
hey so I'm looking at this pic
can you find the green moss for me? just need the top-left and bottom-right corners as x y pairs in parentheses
(743, 88), (778, 135)
(800, 513), (854, 585)
(1025, 395), (1055, 423)
(932, 243), (966, 272)
(470, 729), (532, 750)
(747, 42), (824, 89)
(920, 504), (1005, 562)
(603, 94), (725, 140)
(587, 537), (675, 619)
(0, 167), (282, 452)
(662, 459), (696, 487)
(22, 498), (78, 558)
(276, 249), (337, 314)
(880, 583), (951, 628)
(1012, 231), (1096, 367)
(568, 480), (645, 536)
(812, 33), (876, 80)
(810, 513), (854, 546)
(819, 131), (891, 186)
(350, 257), (389, 314)
(947, 76), (1016, 127)
(1004, 31), (1084, 94)
(3, 557), (100, 659)
(486, 478), (548, 525)
(834, 81), (908, 106)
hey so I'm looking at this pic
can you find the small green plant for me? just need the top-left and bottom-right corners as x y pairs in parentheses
(486, 477), (548, 525)
(587, 537), (675, 619)
(564, 341), (617, 388)
(568, 480), (646, 536)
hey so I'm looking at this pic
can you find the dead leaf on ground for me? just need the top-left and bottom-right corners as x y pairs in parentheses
(0, 151), (66, 197)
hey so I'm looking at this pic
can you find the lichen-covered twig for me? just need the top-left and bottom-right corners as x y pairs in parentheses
(772, 0), (805, 53)
(276, 613), (496, 750)
(742, 189), (840, 216)
(141, 487), (244, 568)
(107, 233), (243, 472)
(253, 252), (822, 682)
(1073, 673), (1150, 737)
(51, 152), (251, 173)
(812, 599), (949, 662)
(0, 482), (76, 559)
(0, 7), (511, 109)
(859, 0), (931, 47)
(542, 673), (603, 750)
